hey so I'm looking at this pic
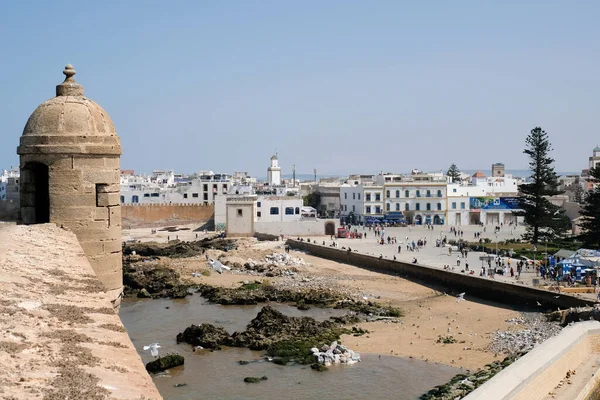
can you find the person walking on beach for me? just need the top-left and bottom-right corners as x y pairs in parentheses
(456, 256), (460, 267)
(398, 245), (401, 254)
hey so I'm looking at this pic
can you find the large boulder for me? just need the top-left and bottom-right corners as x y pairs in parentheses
(145, 354), (185, 373)
(176, 323), (231, 349)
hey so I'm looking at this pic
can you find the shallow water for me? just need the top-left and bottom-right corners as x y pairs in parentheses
(120, 295), (460, 400)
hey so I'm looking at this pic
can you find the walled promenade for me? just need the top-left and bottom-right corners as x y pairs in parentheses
(300, 224), (597, 304)
(0, 222), (161, 399)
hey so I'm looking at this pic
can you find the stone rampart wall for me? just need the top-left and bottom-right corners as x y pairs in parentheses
(122, 203), (214, 224)
(287, 240), (591, 309)
(465, 321), (600, 400)
(0, 223), (161, 399)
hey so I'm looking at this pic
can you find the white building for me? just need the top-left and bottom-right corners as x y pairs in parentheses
(255, 196), (303, 223)
(0, 167), (19, 202)
(363, 186), (384, 218)
(267, 155), (282, 186)
(383, 182), (448, 225)
(340, 184), (364, 222)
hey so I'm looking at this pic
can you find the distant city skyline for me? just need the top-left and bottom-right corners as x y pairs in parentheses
(1, 1), (599, 176)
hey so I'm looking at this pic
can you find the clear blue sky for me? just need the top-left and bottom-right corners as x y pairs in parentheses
(1, 1), (598, 177)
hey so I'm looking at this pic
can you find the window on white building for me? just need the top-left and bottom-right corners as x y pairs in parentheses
(257, 211), (261, 217)
(405, 203), (409, 211)
(416, 203), (420, 211)
(386, 190), (390, 198)
(453, 188), (457, 193)
(366, 206), (371, 214)
(285, 207), (294, 215)
(437, 203), (441, 211)
(386, 203), (390, 211)
(183, 193), (188, 199)
(416, 190), (421, 197)
(237, 209), (243, 217)
(358, 193), (361, 200)
(396, 190), (400, 198)
(353, 193), (356, 200)
(344, 193), (347, 199)
(295, 207), (300, 214)
(426, 190), (431, 197)
(461, 202), (466, 209)
(366, 193), (371, 201)
(426, 203), (431, 211)
(270, 207), (279, 215)
(405, 190), (409, 197)
(375, 206), (381, 214)
(352, 205), (356, 212)
(452, 202), (456, 209)
(375, 193), (381, 201)
(437, 190), (442, 197)
(192, 193), (198, 198)
(257, 201), (261, 207)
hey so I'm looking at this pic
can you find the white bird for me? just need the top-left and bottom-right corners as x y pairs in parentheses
(143, 343), (161, 357)
(207, 258), (231, 274)
(536, 301), (542, 307)
(456, 293), (465, 303)
(460, 378), (474, 387)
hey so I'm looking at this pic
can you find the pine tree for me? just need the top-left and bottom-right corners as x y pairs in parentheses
(579, 166), (600, 248)
(446, 163), (461, 183)
(517, 127), (566, 244)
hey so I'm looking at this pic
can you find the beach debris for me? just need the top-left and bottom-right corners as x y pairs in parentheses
(311, 341), (361, 366)
(206, 255), (231, 274)
(456, 293), (465, 303)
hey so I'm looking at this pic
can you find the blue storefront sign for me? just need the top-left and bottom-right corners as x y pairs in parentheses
(470, 197), (520, 210)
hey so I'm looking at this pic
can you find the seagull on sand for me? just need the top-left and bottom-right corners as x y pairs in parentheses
(456, 293), (465, 303)
(206, 255), (231, 274)
(143, 343), (161, 358)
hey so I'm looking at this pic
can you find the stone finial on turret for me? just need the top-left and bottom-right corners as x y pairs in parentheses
(56, 64), (84, 97)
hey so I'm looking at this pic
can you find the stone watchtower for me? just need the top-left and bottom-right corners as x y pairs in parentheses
(17, 65), (123, 306)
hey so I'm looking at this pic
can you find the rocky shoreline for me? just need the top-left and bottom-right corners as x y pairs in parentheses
(176, 305), (366, 370)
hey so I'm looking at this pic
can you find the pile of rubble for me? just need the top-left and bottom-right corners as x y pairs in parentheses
(488, 312), (562, 355)
(311, 341), (361, 366)
(264, 253), (308, 267)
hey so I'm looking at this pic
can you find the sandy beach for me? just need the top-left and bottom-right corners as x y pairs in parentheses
(122, 226), (533, 371)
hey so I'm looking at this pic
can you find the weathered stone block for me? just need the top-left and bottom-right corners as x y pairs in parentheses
(108, 206), (121, 226)
(82, 169), (119, 184)
(50, 206), (94, 222)
(97, 192), (120, 207)
(49, 169), (82, 182)
(74, 156), (106, 168)
(48, 183), (83, 195)
(103, 157), (121, 169)
(51, 194), (96, 208)
(97, 184), (119, 193)
(94, 207), (109, 221)
(102, 239), (122, 253)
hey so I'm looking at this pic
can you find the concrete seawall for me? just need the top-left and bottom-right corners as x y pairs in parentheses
(0, 223), (162, 399)
(287, 240), (592, 309)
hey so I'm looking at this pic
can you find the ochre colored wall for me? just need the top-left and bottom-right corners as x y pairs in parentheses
(122, 203), (214, 223)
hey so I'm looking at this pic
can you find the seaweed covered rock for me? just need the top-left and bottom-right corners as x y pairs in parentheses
(176, 323), (231, 349)
(229, 306), (340, 350)
(243, 376), (268, 383)
(123, 237), (235, 258)
(195, 282), (342, 307)
(146, 354), (185, 373)
(123, 261), (190, 299)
